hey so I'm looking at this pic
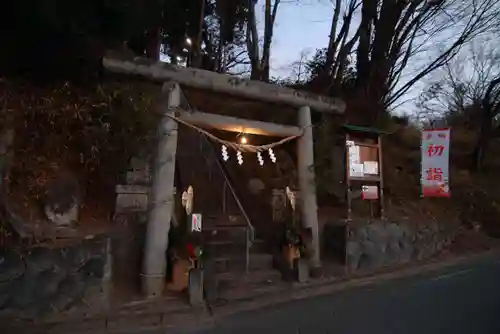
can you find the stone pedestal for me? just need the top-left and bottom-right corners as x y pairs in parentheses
(297, 258), (310, 283)
(115, 185), (149, 213)
(188, 268), (204, 306)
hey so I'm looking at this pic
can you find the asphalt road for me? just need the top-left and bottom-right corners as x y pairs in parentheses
(185, 253), (500, 334)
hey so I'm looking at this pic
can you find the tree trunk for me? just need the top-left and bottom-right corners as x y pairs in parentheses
(191, 0), (206, 68)
(323, 0), (342, 75)
(472, 77), (500, 171)
(472, 116), (491, 172)
(145, 27), (161, 61)
(247, 0), (279, 83)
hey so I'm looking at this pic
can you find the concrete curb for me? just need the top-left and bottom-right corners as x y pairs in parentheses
(208, 249), (500, 320)
(10, 248), (500, 333)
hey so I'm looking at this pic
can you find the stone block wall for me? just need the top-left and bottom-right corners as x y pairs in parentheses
(0, 235), (111, 319)
(345, 220), (458, 271)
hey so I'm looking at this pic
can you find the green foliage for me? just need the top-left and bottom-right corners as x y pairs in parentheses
(1, 78), (160, 202)
(0, 0), (248, 80)
(306, 48), (328, 80)
(215, 0), (248, 45)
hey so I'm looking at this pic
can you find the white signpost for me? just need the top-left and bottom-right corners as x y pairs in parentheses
(421, 128), (451, 197)
(191, 213), (202, 232)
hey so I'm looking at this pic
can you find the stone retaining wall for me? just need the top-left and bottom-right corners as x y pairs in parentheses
(346, 220), (458, 271)
(0, 235), (111, 319)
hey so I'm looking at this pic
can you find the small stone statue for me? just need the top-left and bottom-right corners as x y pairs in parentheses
(44, 171), (81, 227)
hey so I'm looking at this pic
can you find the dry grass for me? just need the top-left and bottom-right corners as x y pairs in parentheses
(0, 78), (161, 240)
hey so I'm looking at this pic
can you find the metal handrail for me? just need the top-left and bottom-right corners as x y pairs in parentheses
(201, 137), (255, 273)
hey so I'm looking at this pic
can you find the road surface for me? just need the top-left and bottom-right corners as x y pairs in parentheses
(182, 252), (500, 334)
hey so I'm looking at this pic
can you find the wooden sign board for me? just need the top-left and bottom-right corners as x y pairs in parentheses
(343, 125), (386, 220)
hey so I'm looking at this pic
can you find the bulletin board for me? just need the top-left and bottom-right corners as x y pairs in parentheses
(343, 125), (386, 220)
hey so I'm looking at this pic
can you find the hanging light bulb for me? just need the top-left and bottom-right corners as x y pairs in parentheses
(221, 145), (229, 161)
(237, 151), (243, 165)
(257, 151), (264, 166)
(240, 136), (248, 145)
(268, 148), (276, 163)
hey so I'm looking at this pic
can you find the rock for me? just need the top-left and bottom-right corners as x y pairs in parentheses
(0, 279), (16, 310)
(346, 241), (362, 271)
(0, 252), (25, 282)
(385, 242), (401, 264)
(362, 240), (384, 269)
(45, 204), (78, 227)
(248, 178), (265, 195)
(49, 276), (86, 311)
(351, 226), (368, 241)
(386, 223), (403, 242)
(0, 292), (9, 310)
(11, 276), (38, 310)
(63, 246), (92, 268)
(366, 224), (388, 245)
(1, 203), (35, 239)
(344, 219), (457, 273)
(25, 248), (55, 274)
(36, 270), (66, 299)
(79, 257), (105, 279)
(0, 237), (110, 319)
(399, 240), (414, 263)
(44, 171), (81, 226)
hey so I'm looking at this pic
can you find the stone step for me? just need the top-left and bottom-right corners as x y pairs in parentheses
(214, 270), (284, 304)
(206, 239), (268, 257)
(203, 214), (247, 226)
(213, 253), (274, 273)
(216, 269), (282, 286)
(202, 225), (249, 242)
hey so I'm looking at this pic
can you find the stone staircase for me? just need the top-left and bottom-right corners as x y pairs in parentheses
(202, 214), (281, 302)
(175, 126), (281, 299)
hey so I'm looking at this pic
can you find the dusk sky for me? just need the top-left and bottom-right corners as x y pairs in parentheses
(263, 0), (334, 77)
(262, 1), (424, 114)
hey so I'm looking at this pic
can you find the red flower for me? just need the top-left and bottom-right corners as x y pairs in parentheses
(186, 243), (195, 258)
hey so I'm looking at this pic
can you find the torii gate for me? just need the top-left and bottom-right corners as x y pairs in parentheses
(102, 52), (345, 297)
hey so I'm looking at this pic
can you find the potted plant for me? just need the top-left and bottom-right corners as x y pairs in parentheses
(168, 243), (193, 292)
(282, 226), (305, 269)
(168, 231), (204, 292)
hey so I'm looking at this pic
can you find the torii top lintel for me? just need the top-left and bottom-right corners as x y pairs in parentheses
(102, 52), (345, 114)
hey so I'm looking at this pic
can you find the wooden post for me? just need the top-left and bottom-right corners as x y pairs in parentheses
(377, 134), (386, 219)
(142, 82), (180, 298)
(345, 133), (352, 221)
(297, 106), (321, 269)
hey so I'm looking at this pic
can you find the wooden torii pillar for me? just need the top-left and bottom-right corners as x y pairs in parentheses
(102, 53), (345, 297)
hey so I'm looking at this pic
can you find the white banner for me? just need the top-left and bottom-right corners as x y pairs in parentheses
(421, 128), (450, 197)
